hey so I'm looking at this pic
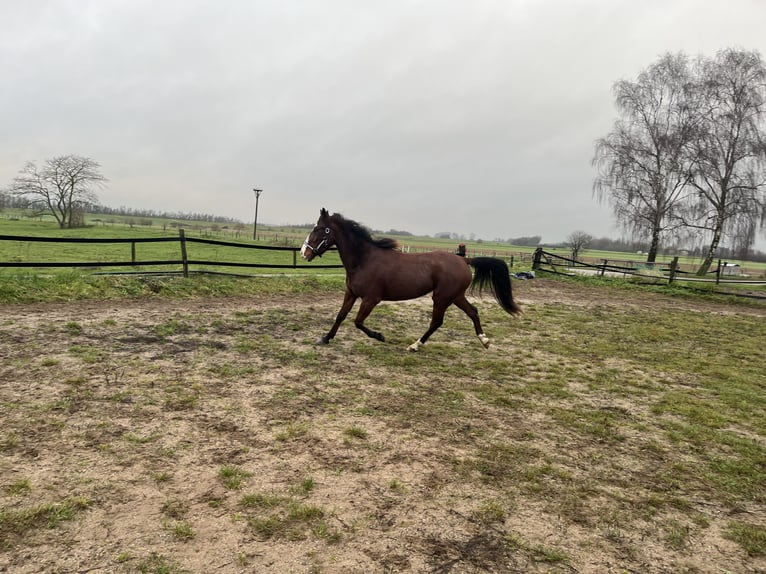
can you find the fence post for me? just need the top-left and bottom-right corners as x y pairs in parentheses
(600, 259), (608, 277)
(716, 259), (722, 284)
(509, 255), (514, 268)
(532, 248), (542, 270)
(131, 241), (137, 267)
(293, 249), (297, 268)
(668, 256), (679, 284)
(179, 229), (189, 277)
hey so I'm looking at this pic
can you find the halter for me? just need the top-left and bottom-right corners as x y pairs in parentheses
(301, 227), (331, 258)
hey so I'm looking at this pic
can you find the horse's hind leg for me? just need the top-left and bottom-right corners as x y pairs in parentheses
(354, 298), (385, 342)
(408, 301), (448, 352)
(320, 289), (357, 344)
(454, 294), (490, 349)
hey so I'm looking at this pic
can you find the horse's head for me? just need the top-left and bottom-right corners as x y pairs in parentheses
(301, 208), (336, 261)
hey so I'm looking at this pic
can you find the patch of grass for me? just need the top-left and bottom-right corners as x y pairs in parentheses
(343, 426), (368, 441)
(0, 431), (19, 452)
(68, 344), (106, 364)
(241, 493), (284, 509)
(297, 476), (315, 496)
(724, 520), (766, 556)
(456, 441), (542, 486)
(134, 552), (187, 574)
(161, 499), (189, 519)
(240, 484), (339, 543)
(64, 321), (83, 335)
(0, 268), (348, 305)
(152, 472), (172, 484)
(123, 431), (160, 445)
(663, 519), (691, 550)
(4, 479), (31, 497)
(0, 497), (90, 545)
(163, 384), (200, 411)
(248, 501), (327, 541)
(550, 406), (627, 444)
(233, 335), (258, 353)
(153, 317), (191, 339)
(474, 500), (506, 524)
(505, 532), (569, 564)
(275, 421), (311, 442)
(219, 466), (252, 490)
(164, 520), (195, 541)
(388, 479), (407, 494)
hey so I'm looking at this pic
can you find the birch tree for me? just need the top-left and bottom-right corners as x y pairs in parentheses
(593, 53), (696, 263)
(684, 48), (766, 274)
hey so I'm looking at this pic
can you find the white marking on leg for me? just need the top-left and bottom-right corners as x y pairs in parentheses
(478, 333), (490, 349)
(408, 339), (424, 352)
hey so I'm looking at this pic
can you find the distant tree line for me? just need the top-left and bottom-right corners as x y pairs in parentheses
(91, 204), (242, 225)
(0, 190), (243, 227)
(505, 235), (543, 247)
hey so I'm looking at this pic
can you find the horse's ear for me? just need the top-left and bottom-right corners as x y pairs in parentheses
(320, 207), (329, 218)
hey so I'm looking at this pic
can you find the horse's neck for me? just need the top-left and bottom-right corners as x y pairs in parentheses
(335, 234), (374, 273)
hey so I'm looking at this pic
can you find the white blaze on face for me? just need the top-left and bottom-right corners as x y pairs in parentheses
(300, 233), (311, 259)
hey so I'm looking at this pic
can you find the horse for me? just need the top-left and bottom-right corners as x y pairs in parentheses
(301, 208), (521, 351)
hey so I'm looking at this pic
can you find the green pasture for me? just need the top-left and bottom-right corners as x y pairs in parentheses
(1, 210), (765, 280)
(0, 213), (343, 276)
(0, 211), (530, 276)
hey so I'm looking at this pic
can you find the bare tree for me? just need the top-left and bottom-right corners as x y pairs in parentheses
(593, 53), (696, 263)
(683, 49), (766, 274)
(8, 155), (107, 228)
(566, 230), (593, 260)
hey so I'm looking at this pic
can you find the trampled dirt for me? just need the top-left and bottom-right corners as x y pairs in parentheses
(1, 279), (764, 573)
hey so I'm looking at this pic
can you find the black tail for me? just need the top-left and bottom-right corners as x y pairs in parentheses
(468, 257), (521, 315)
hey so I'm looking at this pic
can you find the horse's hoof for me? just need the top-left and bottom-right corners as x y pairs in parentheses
(478, 334), (490, 349)
(375, 333), (386, 342)
(408, 340), (423, 352)
(316, 337), (330, 345)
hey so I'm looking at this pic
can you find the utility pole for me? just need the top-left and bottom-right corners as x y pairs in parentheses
(253, 188), (262, 240)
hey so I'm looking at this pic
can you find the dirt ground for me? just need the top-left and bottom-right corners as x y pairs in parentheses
(0, 279), (764, 573)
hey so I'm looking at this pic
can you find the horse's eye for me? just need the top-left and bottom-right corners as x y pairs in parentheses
(325, 228), (330, 234)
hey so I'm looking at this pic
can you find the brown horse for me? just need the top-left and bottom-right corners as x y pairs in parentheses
(301, 208), (521, 351)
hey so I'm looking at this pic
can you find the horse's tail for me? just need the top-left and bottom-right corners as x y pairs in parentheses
(468, 257), (521, 316)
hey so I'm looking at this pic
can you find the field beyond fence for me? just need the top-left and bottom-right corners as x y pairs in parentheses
(1, 221), (765, 302)
(532, 248), (766, 299)
(0, 231), (345, 276)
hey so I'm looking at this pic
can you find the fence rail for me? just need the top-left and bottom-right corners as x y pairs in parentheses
(531, 248), (766, 289)
(0, 230), (344, 276)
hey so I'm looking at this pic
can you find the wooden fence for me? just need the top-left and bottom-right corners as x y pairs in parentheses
(0, 230), (344, 276)
(531, 248), (766, 288)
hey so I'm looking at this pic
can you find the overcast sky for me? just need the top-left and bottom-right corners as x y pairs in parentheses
(2, 0), (766, 245)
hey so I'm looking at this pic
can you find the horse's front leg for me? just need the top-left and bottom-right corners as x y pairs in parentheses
(319, 289), (357, 344)
(354, 298), (385, 342)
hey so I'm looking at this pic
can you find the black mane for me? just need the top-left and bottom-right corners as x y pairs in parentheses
(331, 213), (398, 251)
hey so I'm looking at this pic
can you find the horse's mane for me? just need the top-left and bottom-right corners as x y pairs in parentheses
(331, 213), (398, 251)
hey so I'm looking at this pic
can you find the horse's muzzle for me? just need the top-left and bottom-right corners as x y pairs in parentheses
(301, 234), (326, 260)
